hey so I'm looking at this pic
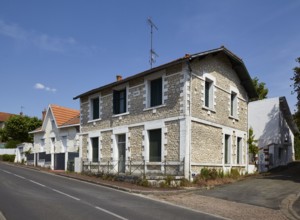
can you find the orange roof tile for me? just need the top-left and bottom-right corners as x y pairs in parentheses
(50, 104), (80, 127)
(0, 112), (16, 122)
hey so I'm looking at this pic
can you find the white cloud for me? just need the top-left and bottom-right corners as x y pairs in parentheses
(34, 83), (57, 93)
(0, 19), (95, 54)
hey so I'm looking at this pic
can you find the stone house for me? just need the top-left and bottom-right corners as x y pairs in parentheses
(29, 104), (80, 170)
(74, 46), (257, 179)
(249, 97), (298, 172)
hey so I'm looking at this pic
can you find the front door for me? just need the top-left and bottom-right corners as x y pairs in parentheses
(118, 134), (126, 173)
(54, 153), (65, 170)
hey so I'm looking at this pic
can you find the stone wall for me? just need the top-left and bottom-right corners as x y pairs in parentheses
(190, 53), (248, 132)
(165, 121), (180, 161)
(191, 122), (223, 164)
(129, 126), (143, 161)
(100, 130), (112, 161)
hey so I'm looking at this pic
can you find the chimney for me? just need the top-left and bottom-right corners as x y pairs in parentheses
(116, 75), (122, 81)
(42, 109), (46, 121)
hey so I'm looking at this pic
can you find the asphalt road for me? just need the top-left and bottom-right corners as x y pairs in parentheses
(198, 162), (300, 210)
(0, 163), (223, 220)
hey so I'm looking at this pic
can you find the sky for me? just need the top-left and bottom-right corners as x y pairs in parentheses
(0, 0), (299, 118)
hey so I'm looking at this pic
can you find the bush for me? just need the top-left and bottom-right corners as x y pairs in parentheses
(229, 168), (241, 179)
(5, 140), (20, 149)
(199, 168), (218, 181)
(180, 178), (190, 187)
(1, 154), (15, 162)
(137, 178), (149, 187)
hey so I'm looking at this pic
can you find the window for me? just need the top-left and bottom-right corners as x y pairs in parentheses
(237, 137), (242, 164)
(150, 78), (162, 107)
(91, 97), (100, 120)
(117, 134), (126, 173)
(278, 148), (282, 160)
(230, 92), (237, 118)
(113, 89), (127, 114)
(41, 138), (45, 151)
(91, 137), (99, 162)
(224, 134), (230, 164)
(50, 137), (55, 153)
(149, 129), (162, 162)
(204, 79), (213, 108)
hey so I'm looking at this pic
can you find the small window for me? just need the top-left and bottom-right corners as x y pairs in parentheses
(224, 134), (230, 164)
(150, 78), (162, 107)
(113, 89), (127, 114)
(230, 92), (237, 117)
(91, 97), (100, 120)
(149, 129), (162, 162)
(91, 137), (99, 162)
(204, 79), (213, 108)
(237, 137), (242, 164)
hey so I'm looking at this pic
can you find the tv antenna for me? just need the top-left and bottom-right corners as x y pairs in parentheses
(147, 17), (158, 68)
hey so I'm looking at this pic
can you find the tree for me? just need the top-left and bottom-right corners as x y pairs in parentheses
(251, 77), (268, 101)
(248, 127), (258, 163)
(291, 57), (300, 160)
(3, 115), (42, 143)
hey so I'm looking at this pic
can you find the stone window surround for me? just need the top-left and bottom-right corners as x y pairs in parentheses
(88, 131), (101, 162)
(111, 127), (130, 162)
(88, 93), (101, 123)
(143, 71), (167, 111)
(112, 83), (129, 117)
(229, 86), (239, 120)
(202, 73), (216, 112)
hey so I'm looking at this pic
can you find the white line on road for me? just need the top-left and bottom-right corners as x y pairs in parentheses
(29, 180), (46, 187)
(14, 174), (25, 179)
(51, 189), (80, 201)
(1, 169), (12, 174)
(95, 206), (128, 220)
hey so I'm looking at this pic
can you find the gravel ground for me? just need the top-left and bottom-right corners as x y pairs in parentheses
(150, 191), (287, 220)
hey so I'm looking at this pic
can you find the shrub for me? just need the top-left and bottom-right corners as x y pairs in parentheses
(2, 154), (15, 162)
(137, 178), (149, 187)
(200, 168), (218, 180)
(5, 140), (20, 149)
(180, 178), (190, 187)
(229, 168), (240, 179)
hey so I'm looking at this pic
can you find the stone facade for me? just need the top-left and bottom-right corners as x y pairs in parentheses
(76, 47), (255, 179)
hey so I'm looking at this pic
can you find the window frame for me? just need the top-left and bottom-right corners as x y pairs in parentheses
(236, 137), (242, 164)
(149, 129), (162, 162)
(90, 137), (99, 163)
(113, 88), (127, 115)
(89, 95), (100, 121)
(224, 134), (231, 165)
(203, 74), (216, 111)
(230, 91), (238, 118)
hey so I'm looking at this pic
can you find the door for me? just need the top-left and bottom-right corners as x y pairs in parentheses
(118, 134), (126, 173)
(54, 153), (65, 170)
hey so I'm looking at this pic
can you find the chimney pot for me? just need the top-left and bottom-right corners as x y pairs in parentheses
(116, 75), (122, 81)
(42, 109), (46, 121)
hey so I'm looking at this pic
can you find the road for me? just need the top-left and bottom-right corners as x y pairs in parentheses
(0, 163), (223, 220)
(198, 162), (300, 210)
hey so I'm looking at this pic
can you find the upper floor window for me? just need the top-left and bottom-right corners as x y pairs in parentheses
(150, 77), (163, 107)
(91, 97), (100, 120)
(113, 89), (127, 114)
(230, 91), (237, 118)
(204, 79), (213, 109)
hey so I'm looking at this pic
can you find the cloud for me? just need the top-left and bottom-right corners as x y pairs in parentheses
(34, 83), (57, 93)
(0, 19), (96, 54)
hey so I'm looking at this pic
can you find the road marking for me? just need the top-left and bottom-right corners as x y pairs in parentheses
(95, 206), (128, 220)
(1, 170), (12, 174)
(51, 189), (80, 201)
(14, 174), (25, 179)
(29, 180), (46, 187)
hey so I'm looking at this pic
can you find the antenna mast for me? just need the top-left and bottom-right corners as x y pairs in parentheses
(147, 17), (158, 68)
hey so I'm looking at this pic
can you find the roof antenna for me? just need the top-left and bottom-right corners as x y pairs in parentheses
(147, 17), (158, 68)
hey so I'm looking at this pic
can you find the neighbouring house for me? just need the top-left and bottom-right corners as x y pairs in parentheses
(15, 142), (33, 163)
(29, 104), (80, 170)
(249, 97), (298, 172)
(74, 46), (257, 180)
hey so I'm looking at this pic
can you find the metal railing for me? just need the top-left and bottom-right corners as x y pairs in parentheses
(82, 158), (185, 177)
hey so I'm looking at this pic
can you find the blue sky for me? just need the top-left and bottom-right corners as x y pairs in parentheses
(0, 0), (299, 118)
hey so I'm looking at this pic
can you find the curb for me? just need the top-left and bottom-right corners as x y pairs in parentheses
(280, 193), (300, 220)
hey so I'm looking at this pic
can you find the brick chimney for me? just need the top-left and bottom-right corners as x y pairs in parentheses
(116, 75), (122, 81)
(42, 109), (46, 121)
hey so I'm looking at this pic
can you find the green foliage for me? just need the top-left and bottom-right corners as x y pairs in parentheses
(2, 115), (42, 143)
(229, 168), (241, 179)
(251, 77), (268, 101)
(137, 178), (149, 187)
(248, 127), (258, 162)
(0, 128), (8, 142)
(0, 154), (15, 162)
(180, 178), (190, 187)
(5, 140), (20, 149)
(294, 134), (300, 160)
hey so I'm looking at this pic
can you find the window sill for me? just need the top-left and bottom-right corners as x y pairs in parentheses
(143, 104), (166, 111)
(112, 112), (129, 118)
(229, 115), (239, 121)
(88, 118), (102, 123)
(202, 106), (216, 113)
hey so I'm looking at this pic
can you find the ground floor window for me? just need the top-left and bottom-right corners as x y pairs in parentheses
(224, 134), (231, 164)
(149, 129), (162, 162)
(91, 137), (99, 162)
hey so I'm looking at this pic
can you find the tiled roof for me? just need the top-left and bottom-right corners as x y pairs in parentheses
(0, 112), (16, 122)
(50, 104), (80, 127)
(61, 114), (80, 127)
